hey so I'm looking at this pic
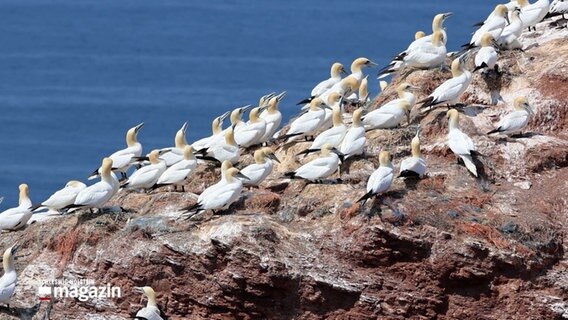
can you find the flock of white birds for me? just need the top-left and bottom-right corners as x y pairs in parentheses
(0, 0), (566, 317)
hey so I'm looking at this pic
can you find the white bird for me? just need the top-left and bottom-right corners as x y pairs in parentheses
(314, 92), (343, 136)
(345, 57), (378, 86)
(376, 83), (419, 115)
(134, 286), (164, 320)
(122, 150), (167, 191)
(192, 111), (231, 151)
(420, 57), (473, 110)
(399, 127), (426, 178)
(199, 126), (240, 164)
(240, 148), (280, 187)
(447, 109), (478, 177)
(69, 158), (119, 211)
(285, 144), (341, 181)
(283, 98), (329, 142)
(155, 145), (197, 192)
(218, 105), (253, 138)
(181, 161), (248, 215)
(498, 8), (524, 50)
(551, 0), (568, 19)
(518, 0), (551, 31)
(306, 97), (347, 150)
(258, 92), (286, 143)
(31, 180), (86, 212)
(362, 100), (412, 130)
(0, 184), (32, 231)
(235, 106), (266, 147)
(474, 33), (499, 73)
(379, 31), (447, 77)
(380, 13), (452, 79)
(469, 5), (509, 47)
(487, 96), (535, 136)
(157, 122), (189, 167)
(89, 123), (144, 181)
(312, 76), (359, 109)
(0, 244), (18, 308)
(311, 62), (346, 97)
(339, 108), (366, 159)
(358, 151), (394, 205)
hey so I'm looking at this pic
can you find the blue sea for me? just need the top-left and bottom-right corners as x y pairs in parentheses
(0, 0), (501, 204)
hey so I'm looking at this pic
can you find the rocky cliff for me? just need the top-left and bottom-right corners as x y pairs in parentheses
(1, 19), (567, 320)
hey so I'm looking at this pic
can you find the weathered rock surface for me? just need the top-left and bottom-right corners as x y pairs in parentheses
(1, 19), (567, 320)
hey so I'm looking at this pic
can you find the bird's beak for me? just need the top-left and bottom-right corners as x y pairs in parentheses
(409, 85), (420, 91)
(321, 104), (332, 110)
(526, 105), (535, 115)
(406, 110), (411, 125)
(134, 123), (144, 133)
(505, 14), (510, 25)
(11, 244), (19, 255)
(366, 60), (378, 67)
(240, 105), (253, 113)
(443, 12), (453, 19)
(267, 153), (281, 163)
(276, 91), (287, 102)
(340, 68), (348, 76)
(220, 110), (231, 121)
(181, 121), (189, 133)
(236, 172), (250, 180)
(491, 39), (499, 48)
(416, 125), (422, 137)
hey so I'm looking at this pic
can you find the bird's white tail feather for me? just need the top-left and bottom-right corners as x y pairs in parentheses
(461, 155), (478, 177)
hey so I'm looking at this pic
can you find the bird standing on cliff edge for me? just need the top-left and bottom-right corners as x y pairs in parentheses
(487, 96), (535, 137)
(0, 184), (33, 231)
(0, 244), (18, 309)
(134, 286), (166, 320)
(358, 151), (394, 206)
(447, 109), (478, 177)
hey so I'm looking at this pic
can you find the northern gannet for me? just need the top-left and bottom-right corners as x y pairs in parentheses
(282, 98), (329, 141)
(89, 123), (144, 180)
(68, 158), (119, 211)
(240, 148), (280, 187)
(134, 286), (164, 320)
(181, 161), (248, 215)
(157, 122), (188, 167)
(122, 150), (167, 191)
(379, 31), (447, 78)
(358, 151), (394, 205)
(381, 13), (452, 80)
(362, 100), (412, 130)
(0, 184), (32, 231)
(339, 108), (366, 160)
(0, 244), (18, 308)
(518, 0), (551, 31)
(320, 91), (344, 131)
(419, 57), (472, 110)
(447, 109), (478, 177)
(303, 96), (347, 151)
(31, 180), (86, 212)
(361, 83), (417, 126)
(468, 5), (509, 47)
(399, 127), (426, 178)
(474, 33), (499, 73)
(258, 92), (286, 143)
(498, 8), (524, 49)
(235, 106), (267, 147)
(346, 57), (378, 85)
(155, 145), (197, 191)
(221, 105), (253, 136)
(192, 111), (231, 151)
(487, 96), (535, 136)
(285, 144), (341, 181)
(311, 63), (346, 97)
(311, 76), (358, 108)
(551, 0), (568, 18)
(199, 125), (240, 164)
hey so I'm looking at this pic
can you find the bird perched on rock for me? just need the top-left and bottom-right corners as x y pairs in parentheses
(474, 33), (499, 73)
(89, 123), (144, 181)
(399, 127), (426, 178)
(31, 180), (86, 213)
(154, 145), (197, 192)
(240, 148), (280, 187)
(180, 161), (248, 216)
(0, 244), (18, 308)
(286, 144), (342, 182)
(0, 184), (32, 231)
(487, 96), (535, 137)
(339, 108), (366, 160)
(419, 56), (472, 110)
(447, 109), (478, 177)
(134, 286), (165, 320)
(358, 151), (394, 206)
